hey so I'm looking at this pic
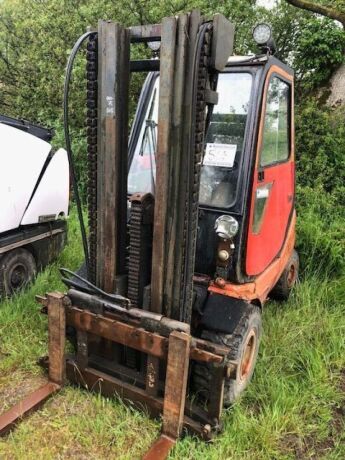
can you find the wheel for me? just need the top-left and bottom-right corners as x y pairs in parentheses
(192, 304), (262, 407)
(270, 249), (299, 301)
(0, 248), (37, 297)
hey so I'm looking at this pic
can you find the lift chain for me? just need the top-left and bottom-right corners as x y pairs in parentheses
(180, 23), (214, 323)
(86, 33), (98, 283)
(128, 193), (154, 308)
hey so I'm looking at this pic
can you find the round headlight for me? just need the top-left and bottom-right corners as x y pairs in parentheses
(148, 41), (161, 52)
(253, 23), (272, 46)
(214, 215), (239, 240)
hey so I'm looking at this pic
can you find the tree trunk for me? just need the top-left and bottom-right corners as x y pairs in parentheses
(285, 0), (345, 26)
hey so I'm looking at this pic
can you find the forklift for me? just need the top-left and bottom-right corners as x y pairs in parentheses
(0, 12), (298, 458)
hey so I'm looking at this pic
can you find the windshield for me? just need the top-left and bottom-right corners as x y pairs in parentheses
(128, 72), (253, 206)
(128, 78), (159, 195)
(199, 72), (253, 207)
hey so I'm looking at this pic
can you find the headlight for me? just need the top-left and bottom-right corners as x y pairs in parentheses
(214, 215), (239, 240)
(253, 23), (272, 46)
(148, 41), (161, 52)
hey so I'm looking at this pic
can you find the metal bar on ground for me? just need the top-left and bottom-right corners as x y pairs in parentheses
(0, 382), (60, 437)
(142, 435), (176, 460)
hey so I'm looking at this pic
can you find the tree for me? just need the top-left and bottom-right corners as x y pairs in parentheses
(285, 0), (345, 27)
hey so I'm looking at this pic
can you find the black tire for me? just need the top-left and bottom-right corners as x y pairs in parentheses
(270, 249), (299, 301)
(0, 248), (37, 298)
(192, 304), (262, 407)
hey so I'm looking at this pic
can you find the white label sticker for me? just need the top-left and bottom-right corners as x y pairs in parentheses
(203, 143), (237, 168)
(106, 96), (115, 115)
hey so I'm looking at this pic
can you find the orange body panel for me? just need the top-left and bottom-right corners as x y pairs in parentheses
(209, 211), (296, 305)
(246, 66), (295, 276)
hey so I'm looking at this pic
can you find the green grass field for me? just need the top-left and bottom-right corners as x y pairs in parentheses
(0, 211), (344, 459)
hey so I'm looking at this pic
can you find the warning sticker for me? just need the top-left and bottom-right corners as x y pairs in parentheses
(203, 143), (237, 168)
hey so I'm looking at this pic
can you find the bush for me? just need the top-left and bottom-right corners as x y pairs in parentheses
(296, 185), (345, 277)
(295, 100), (345, 195)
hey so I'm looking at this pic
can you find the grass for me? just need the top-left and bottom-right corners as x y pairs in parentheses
(0, 210), (344, 459)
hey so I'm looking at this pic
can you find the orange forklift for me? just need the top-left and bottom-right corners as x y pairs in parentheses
(0, 11), (298, 458)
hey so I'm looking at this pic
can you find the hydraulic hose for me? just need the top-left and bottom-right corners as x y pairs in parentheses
(59, 268), (130, 307)
(63, 31), (94, 278)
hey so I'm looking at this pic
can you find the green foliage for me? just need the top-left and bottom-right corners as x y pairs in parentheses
(0, 0), (258, 196)
(296, 185), (345, 276)
(295, 100), (345, 193)
(293, 17), (345, 90)
(295, 99), (345, 276)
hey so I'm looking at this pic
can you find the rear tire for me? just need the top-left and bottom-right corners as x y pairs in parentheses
(192, 304), (262, 407)
(0, 248), (37, 298)
(270, 249), (299, 301)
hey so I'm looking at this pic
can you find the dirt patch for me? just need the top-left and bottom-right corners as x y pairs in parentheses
(332, 369), (345, 435)
(282, 431), (335, 459)
(0, 372), (47, 412)
(281, 370), (345, 459)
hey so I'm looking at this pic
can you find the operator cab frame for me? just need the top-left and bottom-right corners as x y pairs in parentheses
(128, 53), (294, 287)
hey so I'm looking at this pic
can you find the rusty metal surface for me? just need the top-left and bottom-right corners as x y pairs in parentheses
(150, 16), (177, 314)
(162, 332), (190, 439)
(129, 23), (161, 42)
(0, 382), (60, 437)
(47, 292), (66, 384)
(65, 289), (191, 335)
(65, 304), (225, 365)
(146, 355), (160, 396)
(169, 10), (201, 323)
(67, 305), (168, 359)
(164, 13), (189, 320)
(142, 435), (176, 460)
(207, 365), (225, 424)
(96, 21), (129, 292)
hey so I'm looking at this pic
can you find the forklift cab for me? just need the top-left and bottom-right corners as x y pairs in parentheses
(128, 54), (295, 288)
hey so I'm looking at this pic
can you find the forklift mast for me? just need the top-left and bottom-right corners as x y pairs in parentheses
(86, 13), (234, 324)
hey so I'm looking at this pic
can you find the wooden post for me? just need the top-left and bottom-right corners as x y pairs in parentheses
(47, 292), (66, 385)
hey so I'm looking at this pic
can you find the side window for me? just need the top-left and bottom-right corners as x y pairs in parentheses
(260, 77), (290, 167)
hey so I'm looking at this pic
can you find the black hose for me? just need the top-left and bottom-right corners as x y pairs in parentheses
(63, 31), (94, 278)
(59, 268), (130, 307)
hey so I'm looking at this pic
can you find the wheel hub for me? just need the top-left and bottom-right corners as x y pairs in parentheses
(240, 329), (257, 382)
(287, 263), (296, 288)
(9, 264), (27, 290)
